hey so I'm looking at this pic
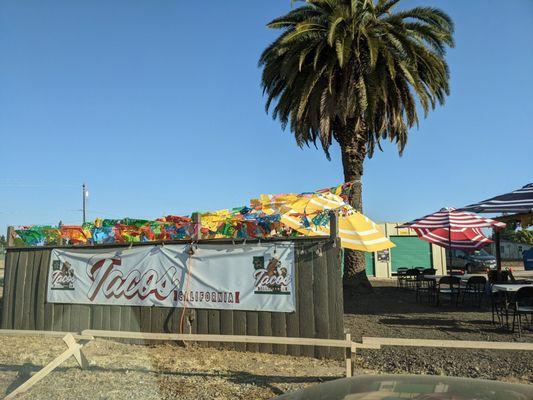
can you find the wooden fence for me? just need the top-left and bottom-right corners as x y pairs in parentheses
(0, 238), (344, 359)
(4, 329), (533, 399)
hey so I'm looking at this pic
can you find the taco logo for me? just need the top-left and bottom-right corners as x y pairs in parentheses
(253, 256), (291, 295)
(51, 260), (76, 290)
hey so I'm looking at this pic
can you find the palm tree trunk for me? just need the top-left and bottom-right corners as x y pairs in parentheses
(339, 132), (372, 291)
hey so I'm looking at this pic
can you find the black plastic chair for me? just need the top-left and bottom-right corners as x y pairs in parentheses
(511, 287), (533, 337)
(435, 276), (461, 307)
(461, 276), (487, 307)
(396, 268), (409, 288)
(488, 270), (509, 284)
(405, 268), (420, 290)
(415, 268), (437, 303)
(492, 283), (530, 329)
(491, 290), (506, 326)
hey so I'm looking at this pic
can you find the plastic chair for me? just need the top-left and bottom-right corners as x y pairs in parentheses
(405, 268), (420, 290)
(435, 275), (461, 306)
(396, 268), (409, 288)
(511, 287), (533, 337)
(488, 270), (509, 284)
(416, 268), (437, 303)
(492, 283), (530, 329)
(461, 276), (487, 307)
(491, 290), (506, 326)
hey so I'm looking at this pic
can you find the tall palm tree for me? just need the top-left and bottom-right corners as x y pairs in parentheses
(259, 0), (454, 289)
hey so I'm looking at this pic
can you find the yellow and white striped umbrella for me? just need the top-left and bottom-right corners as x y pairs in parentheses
(282, 194), (394, 252)
(255, 192), (344, 215)
(280, 211), (330, 237)
(337, 209), (395, 252)
(284, 192), (346, 214)
(278, 192), (344, 236)
(283, 206), (394, 251)
(254, 191), (394, 252)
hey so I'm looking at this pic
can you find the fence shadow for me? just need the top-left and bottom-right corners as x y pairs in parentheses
(344, 286), (492, 316)
(0, 362), (339, 397)
(377, 317), (482, 334)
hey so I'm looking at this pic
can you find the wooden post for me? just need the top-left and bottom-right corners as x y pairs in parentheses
(192, 212), (201, 241)
(345, 332), (352, 377)
(62, 333), (90, 369)
(329, 210), (339, 241)
(5, 333), (92, 399)
(6, 226), (15, 247)
(495, 230), (502, 272)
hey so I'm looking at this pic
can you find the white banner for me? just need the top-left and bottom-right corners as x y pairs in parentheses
(47, 242), (295, 312)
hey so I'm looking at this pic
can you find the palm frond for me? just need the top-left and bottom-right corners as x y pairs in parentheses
(260, 0), (453, 158)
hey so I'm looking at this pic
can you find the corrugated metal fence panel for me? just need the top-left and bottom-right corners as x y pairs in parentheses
(0, 240), (343, 359)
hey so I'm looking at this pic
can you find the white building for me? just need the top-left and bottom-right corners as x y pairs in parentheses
(487, 240), (533, 261)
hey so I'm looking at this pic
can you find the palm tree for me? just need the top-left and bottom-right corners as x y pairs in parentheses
(259, 0), (454, 289)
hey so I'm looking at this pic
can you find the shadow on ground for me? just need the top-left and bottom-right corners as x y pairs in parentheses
(0, 362), (338, 398)
(342, 280), (532, 384)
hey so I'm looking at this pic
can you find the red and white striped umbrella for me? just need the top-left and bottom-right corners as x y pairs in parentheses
(412, 227), (492, 250)
(398, 207), (506, 230)
(399, 207), (505, 250)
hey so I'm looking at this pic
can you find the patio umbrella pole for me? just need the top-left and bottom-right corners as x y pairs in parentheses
(448, 227), (452, 272)
(495, 230), (502, 272)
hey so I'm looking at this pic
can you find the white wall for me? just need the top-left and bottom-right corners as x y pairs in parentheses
(489, 241), (533, 260)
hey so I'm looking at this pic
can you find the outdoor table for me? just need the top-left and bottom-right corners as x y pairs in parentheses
(421, 275), (444, 292)
(459, 274), (488, 293)
(492, 283), (533, 292)
(424, 274), (486, 283)
(422, 274), (444, 281)
(422, 275), (487, 306)
(421, 276), (445, 297)
(421, 275), (456, 306)
(491, 282), (533, 329)
(460, 273), (486, 282)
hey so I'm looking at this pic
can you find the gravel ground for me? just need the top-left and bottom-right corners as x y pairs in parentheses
(344, 279), (533, 384)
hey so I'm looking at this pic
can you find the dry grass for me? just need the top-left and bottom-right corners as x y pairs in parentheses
(1, 269), (532, 398)
(0, 336), (348, 399)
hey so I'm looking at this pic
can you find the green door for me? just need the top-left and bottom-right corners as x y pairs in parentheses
(365, 252), (375, 276)
(390, 236), (432, 272)
(340, 250), (375, 276)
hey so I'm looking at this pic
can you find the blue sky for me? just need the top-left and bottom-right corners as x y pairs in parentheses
(0, 0), (532, 233)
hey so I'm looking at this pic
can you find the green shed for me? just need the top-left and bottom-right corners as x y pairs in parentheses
(340, 250), (375, 276)
(390, 236), (433, 272)
(365, 252), (375, 276)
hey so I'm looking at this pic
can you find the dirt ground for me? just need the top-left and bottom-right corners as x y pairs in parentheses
(0, 279), (531, 399)
(0, 336), (346, 400)
(345, 279), (533, 384)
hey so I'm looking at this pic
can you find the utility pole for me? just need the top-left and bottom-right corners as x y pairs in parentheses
(82, 183), (87, 224)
